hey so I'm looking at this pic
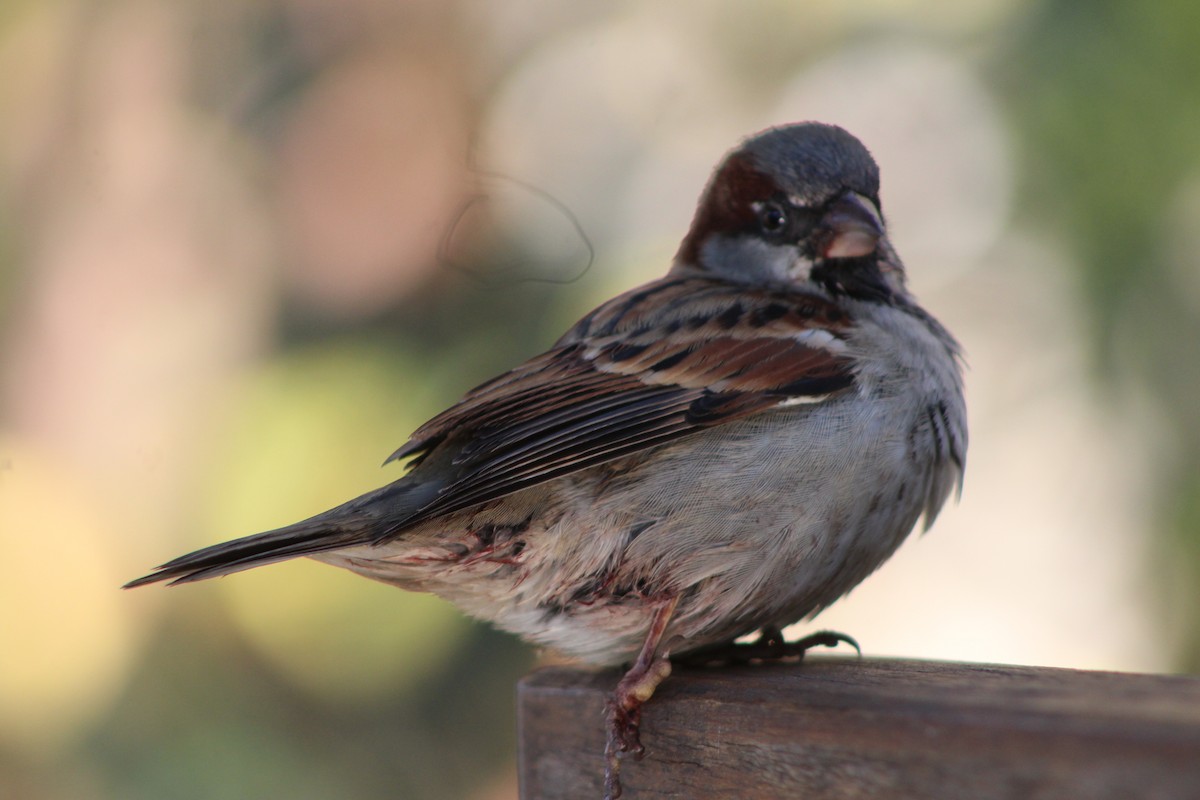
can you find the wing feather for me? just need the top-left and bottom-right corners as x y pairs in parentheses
(379, 278), (855, 537)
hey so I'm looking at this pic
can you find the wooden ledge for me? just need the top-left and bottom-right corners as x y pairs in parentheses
(517, 657), (1200, 799)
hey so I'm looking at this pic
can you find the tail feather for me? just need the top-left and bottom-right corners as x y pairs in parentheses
(123, 521), (358, 588)
(125, 478), (439, 588)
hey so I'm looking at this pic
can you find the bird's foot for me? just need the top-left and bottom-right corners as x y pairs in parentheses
(604, 653), (671, 799)
(673, 627), (860, 668)
(602, 597), (678, 800)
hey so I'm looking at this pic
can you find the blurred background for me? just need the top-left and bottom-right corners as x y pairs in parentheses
(2, 0), (1199, 797)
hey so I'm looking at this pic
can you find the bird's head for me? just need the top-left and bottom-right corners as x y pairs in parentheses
(675, 123), (903, 303)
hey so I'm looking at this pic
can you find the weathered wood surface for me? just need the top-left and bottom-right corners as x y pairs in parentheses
(517, 657), (1200, 800)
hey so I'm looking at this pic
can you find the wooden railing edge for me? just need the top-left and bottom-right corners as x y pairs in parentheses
(517, 656), (1200, 799)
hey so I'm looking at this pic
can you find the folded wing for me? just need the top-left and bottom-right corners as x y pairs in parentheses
(382, 278), (855, 534)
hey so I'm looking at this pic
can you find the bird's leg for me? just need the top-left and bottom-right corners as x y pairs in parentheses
(672, 627), (860, 668)
(604, 595), (679, 800)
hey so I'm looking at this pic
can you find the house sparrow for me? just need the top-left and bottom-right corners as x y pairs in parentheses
(128, 122), (966, 799)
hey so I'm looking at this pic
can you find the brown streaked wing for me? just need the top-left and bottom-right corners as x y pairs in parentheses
(377, 282), (854, 537)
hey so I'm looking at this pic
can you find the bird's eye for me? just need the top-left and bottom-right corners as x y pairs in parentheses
(758, 203), (788, 235)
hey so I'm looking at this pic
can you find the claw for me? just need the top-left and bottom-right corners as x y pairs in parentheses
(673, 627), (860, 668)
(788, 629), (861, 658)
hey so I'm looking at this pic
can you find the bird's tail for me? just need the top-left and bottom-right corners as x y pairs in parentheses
(124, 479), (439, 588)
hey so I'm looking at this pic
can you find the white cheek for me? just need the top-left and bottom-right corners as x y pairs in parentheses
(699, 236), (807, 286)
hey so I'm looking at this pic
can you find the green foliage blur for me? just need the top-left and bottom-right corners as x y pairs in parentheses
(1005, 0), (1200, 667)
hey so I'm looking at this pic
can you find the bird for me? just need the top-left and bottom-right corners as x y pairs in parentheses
(127, 122), (967, 799)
